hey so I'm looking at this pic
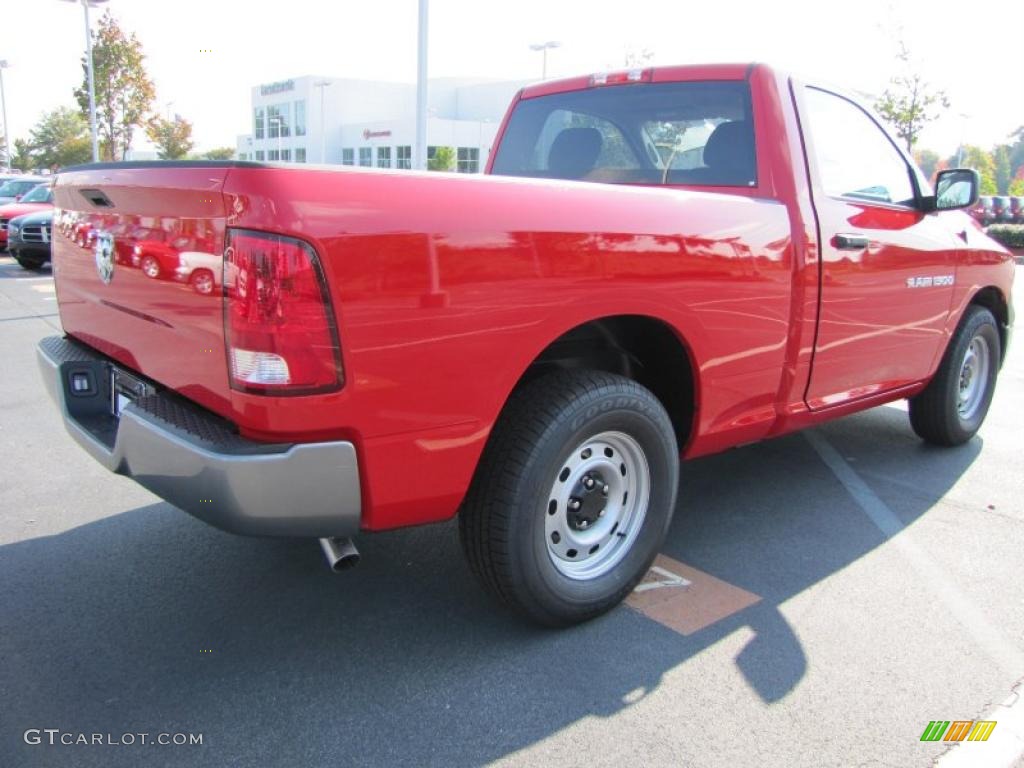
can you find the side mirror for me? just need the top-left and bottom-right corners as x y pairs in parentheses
(923, 168), (979, 212)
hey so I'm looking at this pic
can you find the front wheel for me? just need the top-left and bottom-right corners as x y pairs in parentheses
(14, 253), (45, 271)
(140, 256), (161, 279)
(909, 305), (1001, 446)
(459, 370), (679, 626)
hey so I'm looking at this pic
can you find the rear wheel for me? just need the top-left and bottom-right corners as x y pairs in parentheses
(459, 370), (679, 626)
(190, 269), (215, 295)
(909, 305), (1000, 446)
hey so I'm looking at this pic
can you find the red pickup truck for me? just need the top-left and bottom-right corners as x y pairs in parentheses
(39, 63), (1013, 626)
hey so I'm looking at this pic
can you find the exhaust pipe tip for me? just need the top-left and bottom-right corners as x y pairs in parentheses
(319, 536), (360, 572)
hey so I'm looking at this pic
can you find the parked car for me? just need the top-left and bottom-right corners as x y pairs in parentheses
(970, 195), (995, 226)
(132, 233), (220, 294)
(0, 177), (48, 205)
(992, 196), (1013, 223)
(7, 209), (53, 270)
(1010, 196), (1024, 224)
(39, 63), (1013, 626)
(0, 183), (53, 250)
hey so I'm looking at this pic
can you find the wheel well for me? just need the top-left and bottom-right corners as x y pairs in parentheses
(970, 287), (1009, 363)
(517, 315), (695, 448)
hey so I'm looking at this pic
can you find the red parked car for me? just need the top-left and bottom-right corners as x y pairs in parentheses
(0, 183), (53, 250)
(38, 63), (1013, 626)
(133, 233), (221, 294)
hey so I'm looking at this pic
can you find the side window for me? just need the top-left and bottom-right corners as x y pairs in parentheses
(803, 87), (916, 206)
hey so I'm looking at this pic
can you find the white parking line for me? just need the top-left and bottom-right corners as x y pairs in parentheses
(804, 430), (1024, 679)
(935, 681), (1024, 768)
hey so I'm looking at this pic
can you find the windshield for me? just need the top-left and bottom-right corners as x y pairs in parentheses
(19, 184), (52, 204)
(0, 180), (43, 197)
(490, 80), (756, 187)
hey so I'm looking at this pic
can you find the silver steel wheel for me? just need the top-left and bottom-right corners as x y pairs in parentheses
(957, 336), (990, 421)
(192, 271), (214, 295)
(142, 257), (160, 279)
(544, 431), (651, 580)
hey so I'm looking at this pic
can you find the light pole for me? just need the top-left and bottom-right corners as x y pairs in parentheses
(165, 101), (174, 121)
(0, 60), (10, 170)
(60, 0), (109, 163)
(313, 80), (331, 164)
(529, 41), (560, 80)
(414, 0), (428, 171)
(955, 113), (970, 168)
(269, 116), (283, 161)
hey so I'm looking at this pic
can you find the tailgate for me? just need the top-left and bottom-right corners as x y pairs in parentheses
(52, 165), (231, 417)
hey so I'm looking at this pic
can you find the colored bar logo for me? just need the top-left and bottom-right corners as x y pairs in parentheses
(920, 720), (997, 742)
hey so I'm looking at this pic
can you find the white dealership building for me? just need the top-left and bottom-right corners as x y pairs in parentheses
(235, 75), (529, 172)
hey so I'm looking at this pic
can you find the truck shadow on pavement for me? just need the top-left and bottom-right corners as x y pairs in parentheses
(0, 405), (980, 768)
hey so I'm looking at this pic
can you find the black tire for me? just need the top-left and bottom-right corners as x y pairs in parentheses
(14, 253), (45, 271)
(909, 305), (1000, 446)
(459, 369), (679, 626)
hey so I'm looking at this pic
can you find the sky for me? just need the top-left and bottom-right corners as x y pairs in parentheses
(2, 0), (1021, 156)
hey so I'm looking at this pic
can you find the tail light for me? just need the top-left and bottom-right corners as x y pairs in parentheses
(224, 229), (343, 395)
(590, 68), (652, 87)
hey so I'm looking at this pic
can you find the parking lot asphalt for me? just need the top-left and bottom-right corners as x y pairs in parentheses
(1, 254), (1022, 768)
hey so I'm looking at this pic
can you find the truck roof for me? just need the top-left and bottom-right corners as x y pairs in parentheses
(518, 63), (762, 100)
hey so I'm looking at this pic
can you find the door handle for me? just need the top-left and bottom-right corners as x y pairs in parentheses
(834, 233), (870, 250)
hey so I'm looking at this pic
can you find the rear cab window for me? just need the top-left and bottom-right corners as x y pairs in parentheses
(490, 81), (757, 188)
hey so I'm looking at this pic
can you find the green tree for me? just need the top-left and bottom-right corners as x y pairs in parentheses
(427, 146), (455, 171)
(74, 12), (155, 161)
(624, 47), (654, 68)
(201, 147), (235, 160)
(10, 138), (34, 171)
(952, 145), (997, 195)
(874, 42), (949, 151)
(1007, 126), (1024, 180)
(145, 114), (194, 160)
(993, 145), (1013, 194)
(25, 107), (92, 169)
(1009, 177), (1024, 196)
(913, 148), (940, 180)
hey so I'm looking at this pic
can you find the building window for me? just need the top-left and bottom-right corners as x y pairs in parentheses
(281, 148), (291, 162)
(294, 100), (306, 137)
(238, 153), (247, 161)
(359, 147), (372, 166)
(342, 148), (354, 165)
(295, 148), (306, 163)
(255, 150), (265, 161)
(268, 149), (280, 161)
(267, 103), (291, 138)
(254, 107), (265, 139)
(457, 147), (480, 173)
(396, 145), (412, 170)
(376, 146), (391, 168)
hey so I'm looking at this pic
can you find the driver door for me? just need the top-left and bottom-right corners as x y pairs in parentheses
(799, 85), (959, 410)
